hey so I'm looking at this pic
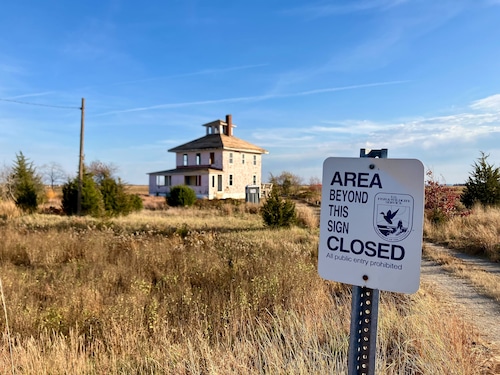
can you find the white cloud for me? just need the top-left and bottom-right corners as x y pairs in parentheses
(258, 94), (500, 175)
(285, 0), (411, 18)
(470, 94), (500, 111)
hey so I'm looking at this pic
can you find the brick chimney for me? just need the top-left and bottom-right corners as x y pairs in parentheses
(226, 114), (233, 136)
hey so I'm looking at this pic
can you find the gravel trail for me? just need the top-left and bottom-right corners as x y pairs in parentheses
(421, 242), (500, 372)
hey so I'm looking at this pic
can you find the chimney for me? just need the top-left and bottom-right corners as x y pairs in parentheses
(226, 114), (233, 136)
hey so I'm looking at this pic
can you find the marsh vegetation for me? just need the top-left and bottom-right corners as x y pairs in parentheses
(0, 196), (495, 374)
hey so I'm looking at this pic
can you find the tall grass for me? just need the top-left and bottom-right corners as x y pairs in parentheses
(424, 205), (500, 261)
(0, 200), (21, 220)
(0, 208), (491, 374)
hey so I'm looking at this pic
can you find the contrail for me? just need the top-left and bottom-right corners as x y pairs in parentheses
(94, 80), (409, 117)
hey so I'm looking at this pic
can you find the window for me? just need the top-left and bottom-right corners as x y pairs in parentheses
(185, 175), (201, 186)
(183, 154), (188, 166)
(253, 175), (257, 185)
(165, 176), (172, 186)
(156, 176), (165, 186)
(229, 174), (233, 186)
(196, 153), (201, 165)
(217, 175), (223, 191)
(242, 154), (245, 164)
(209, 152), (215, 165)
(253, 155), (257, 166)
(229, 152), (233, 164)
(212, 175), (215, 188)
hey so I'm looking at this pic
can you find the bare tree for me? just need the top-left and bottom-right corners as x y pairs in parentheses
(40, 162), (68, 189)
(87, 160), (119, 184)
(0, 164), (15, 201)
(268, 171), (303, 197)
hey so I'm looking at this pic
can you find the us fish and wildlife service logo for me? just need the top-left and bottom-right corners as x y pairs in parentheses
(373, 193), (414, 242)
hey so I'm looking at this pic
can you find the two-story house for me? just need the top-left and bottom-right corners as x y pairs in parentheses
(148, 115), (269, 200)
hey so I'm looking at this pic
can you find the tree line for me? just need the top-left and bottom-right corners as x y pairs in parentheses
(1, 151), (498, 224)
(0, 152), (142, 216)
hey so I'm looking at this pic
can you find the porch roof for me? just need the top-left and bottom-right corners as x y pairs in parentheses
(148, 166), (223, 176)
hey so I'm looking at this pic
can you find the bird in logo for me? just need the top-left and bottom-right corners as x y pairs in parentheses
(380, 209), (399, 224)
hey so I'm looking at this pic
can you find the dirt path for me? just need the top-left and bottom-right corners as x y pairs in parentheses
(421, 242), (500, 372)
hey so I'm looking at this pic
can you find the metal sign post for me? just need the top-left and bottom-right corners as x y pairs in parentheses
(347, 148), (386, 375)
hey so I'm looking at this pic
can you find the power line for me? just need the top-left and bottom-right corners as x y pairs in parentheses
(0, 97), (81, 110)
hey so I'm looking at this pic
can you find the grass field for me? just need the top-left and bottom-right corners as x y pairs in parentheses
(424, 204), (500, 261)
(0, 197), (494, 374)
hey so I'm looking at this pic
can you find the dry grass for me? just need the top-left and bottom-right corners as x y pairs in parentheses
(424, 205), (500, 261)
(0, 200), (22, 220)
(0, 208), (491, 374)
(295, 205), (320, 229)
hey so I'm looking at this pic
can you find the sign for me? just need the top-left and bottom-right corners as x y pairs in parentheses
(318, 157), (424, 293)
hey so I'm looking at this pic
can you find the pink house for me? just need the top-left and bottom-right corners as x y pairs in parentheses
(148, 115), (269, 200)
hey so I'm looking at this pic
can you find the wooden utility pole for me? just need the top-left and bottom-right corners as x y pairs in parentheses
(77, 98), (85, 215)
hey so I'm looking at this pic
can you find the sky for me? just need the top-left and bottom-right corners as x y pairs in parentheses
(1, 0), (500, 186)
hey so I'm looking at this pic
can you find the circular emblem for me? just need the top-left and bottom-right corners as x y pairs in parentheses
(373, 193), (414, 242)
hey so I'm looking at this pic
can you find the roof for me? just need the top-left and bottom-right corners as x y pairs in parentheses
(168, 133), (268, 154)
(148, 166), (223, 175)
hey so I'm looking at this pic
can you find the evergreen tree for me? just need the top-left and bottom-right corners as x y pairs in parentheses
(62, 172), (104, 217)
(460, 152), (500, 208)
(260, 187), (296, 228)
(62, 164), (142, 217)
(9, 152), (44, 213)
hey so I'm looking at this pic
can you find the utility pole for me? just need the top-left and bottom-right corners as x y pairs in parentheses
(77, 98), (85, 215)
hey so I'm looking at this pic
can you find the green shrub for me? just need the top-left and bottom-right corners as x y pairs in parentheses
(128, 194), (143, 212)
(99, 177), (142, 216)
(261, 188), (296, 228)
(461, 152), (500, 208)
(167, 185), (197, 207)
(62, 165), (143, 217)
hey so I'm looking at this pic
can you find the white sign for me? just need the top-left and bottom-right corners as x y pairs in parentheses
(318, 157), (424, 293)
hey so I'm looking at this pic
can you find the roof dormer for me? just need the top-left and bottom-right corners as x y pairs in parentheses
(203, 114), (235, 136)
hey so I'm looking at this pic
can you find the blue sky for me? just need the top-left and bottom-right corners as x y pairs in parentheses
(1, 0), (499, 185)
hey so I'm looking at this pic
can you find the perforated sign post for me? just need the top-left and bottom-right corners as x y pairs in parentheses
(318, 150), (424, 374)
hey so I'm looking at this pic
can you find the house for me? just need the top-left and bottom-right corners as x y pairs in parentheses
(148, 115), (269, 200)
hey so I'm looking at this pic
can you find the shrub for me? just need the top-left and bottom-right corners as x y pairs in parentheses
(167, 185), (197, 207)
(424, 170), (461, 224)
(100, 177), (142, 216)
(460, 152), (500, 208)
(261, 188), (296, 228)
(62, 164), (144, 217)
(128, 194), (144, 212)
